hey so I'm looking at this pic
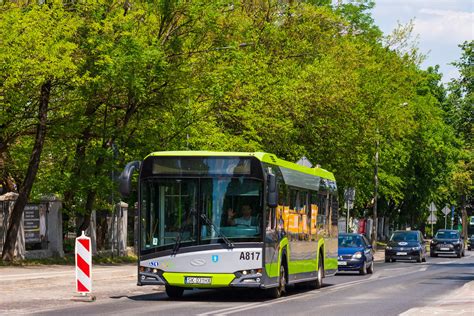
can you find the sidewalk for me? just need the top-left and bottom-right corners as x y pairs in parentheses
(374, 249), (385, 262)
(0, 264), (160, 314)
(401, 280), (474, 315)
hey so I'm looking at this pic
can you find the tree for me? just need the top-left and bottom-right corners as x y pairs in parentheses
(0, 3), (80, 260)
(445, 41), (473, 238)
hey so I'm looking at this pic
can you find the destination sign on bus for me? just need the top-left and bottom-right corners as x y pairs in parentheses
(152, 157), (251, 175)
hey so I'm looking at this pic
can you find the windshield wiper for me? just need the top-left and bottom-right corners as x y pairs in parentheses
(200, 213), (234, 249)
(172, 208), (196, 255)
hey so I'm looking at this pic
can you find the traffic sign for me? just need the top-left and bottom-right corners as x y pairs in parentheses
(441, 206), (450, 216)
(429, 202), (437, 213)
(427, 213), (437, 224)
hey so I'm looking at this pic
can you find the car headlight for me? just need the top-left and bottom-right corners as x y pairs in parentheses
(453, 240), (460, 245)
(386, 246), (392, 250)
(412, 246), (421, 250)
(352, 252), (363, 259)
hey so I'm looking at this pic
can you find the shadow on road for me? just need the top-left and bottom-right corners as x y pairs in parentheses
(433, 273), (474, 282)
(113, 283), (335, 303)
(425, 262), (474, 268)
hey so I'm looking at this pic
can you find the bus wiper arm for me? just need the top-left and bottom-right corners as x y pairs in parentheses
(172, 208), (196, 255)
(200, 213), (234, 249)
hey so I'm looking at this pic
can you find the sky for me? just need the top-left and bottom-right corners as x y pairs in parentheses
(370, 0), (473, 83)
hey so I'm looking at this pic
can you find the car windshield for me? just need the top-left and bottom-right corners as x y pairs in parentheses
(390, 232), (418, 242)
(338, 235), (364, 248)
(435, 231), (459, 239)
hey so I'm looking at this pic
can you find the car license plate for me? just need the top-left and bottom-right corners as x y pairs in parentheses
(184, 277), (212, 285)
(338, 261), (347, 266)
(396, 252), (407, 256)
(440, 247), (450, 251)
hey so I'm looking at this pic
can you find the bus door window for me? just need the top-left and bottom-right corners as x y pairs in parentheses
(296, 191), (309, 240)
(288, 188), (299, 240)
(309, 192), (317, 240)
(302, 191), (310, 240)
(277, 183), (288, 234)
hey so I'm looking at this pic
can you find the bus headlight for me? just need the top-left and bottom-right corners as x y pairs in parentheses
(235, 269), (262, 278)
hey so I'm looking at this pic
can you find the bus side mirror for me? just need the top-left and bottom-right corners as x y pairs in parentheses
(267, 173), (278, 208)
(119, 161), (141, 198)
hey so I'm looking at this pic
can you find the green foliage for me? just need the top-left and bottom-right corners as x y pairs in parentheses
(0, 0), (468, 233)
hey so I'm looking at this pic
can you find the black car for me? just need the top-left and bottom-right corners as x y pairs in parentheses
(385, 230), (427, 263)
(430, 229), (465, 258)
(468, 235), (474, 251)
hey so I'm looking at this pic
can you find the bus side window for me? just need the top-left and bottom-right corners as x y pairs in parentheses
(289, 188), (298, 211)
(317, 193), (328, 231)
(302, 191), (310, 239)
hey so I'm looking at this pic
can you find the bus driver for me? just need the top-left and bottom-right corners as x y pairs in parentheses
(227, 205), (255, 226)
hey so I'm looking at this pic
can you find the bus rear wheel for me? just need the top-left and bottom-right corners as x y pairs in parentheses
(165, 285), (184, 299)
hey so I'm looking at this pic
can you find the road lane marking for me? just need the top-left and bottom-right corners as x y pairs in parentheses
(201, 263), (438, 315)
(198, 276), (384, 316)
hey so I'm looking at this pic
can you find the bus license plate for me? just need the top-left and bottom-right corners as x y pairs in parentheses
(338, 261), (347, 266)
(185, 277), (212, 285)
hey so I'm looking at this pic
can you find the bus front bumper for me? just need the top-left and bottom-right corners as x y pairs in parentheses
(138, 271), (166, 286)
(139, 271), (264, 288)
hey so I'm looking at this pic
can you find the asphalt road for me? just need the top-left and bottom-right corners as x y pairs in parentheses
(7, 252), (471, 316)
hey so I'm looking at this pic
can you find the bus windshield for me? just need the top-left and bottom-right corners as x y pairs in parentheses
(140, 177), (263, 251)
(201, 178), (262, 243)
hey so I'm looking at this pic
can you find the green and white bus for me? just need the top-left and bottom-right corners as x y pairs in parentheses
(119, 151), (339, 298)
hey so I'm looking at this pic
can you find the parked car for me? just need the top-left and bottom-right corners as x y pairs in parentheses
(430, 229), (465, 258)
(338, 233), (374, 275)
(385, 230), (427, 263)
(468, 235), (473, 251)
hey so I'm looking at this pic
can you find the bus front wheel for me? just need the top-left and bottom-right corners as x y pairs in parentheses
(268, 263), (286, 298)
(312, 255), (323, 289)
(165, 285), (184, 299)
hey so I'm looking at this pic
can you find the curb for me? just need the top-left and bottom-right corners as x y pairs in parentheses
(400, 280), (474, 316)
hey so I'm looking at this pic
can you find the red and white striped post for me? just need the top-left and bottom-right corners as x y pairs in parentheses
(75, 231), (92, 295)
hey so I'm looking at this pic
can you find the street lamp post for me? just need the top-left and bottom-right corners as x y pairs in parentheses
(344, 188), (355, 233)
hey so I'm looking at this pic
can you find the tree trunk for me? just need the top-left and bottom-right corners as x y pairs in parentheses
(63, 102), (100, 213)
(1, 81), (51, 261)
(461, 195), (468, 239)
(372, 138), (379, 249)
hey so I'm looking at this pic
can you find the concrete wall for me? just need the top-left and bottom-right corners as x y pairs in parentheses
(108, 202), (128, 256)
(0, 193), (64, 259)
